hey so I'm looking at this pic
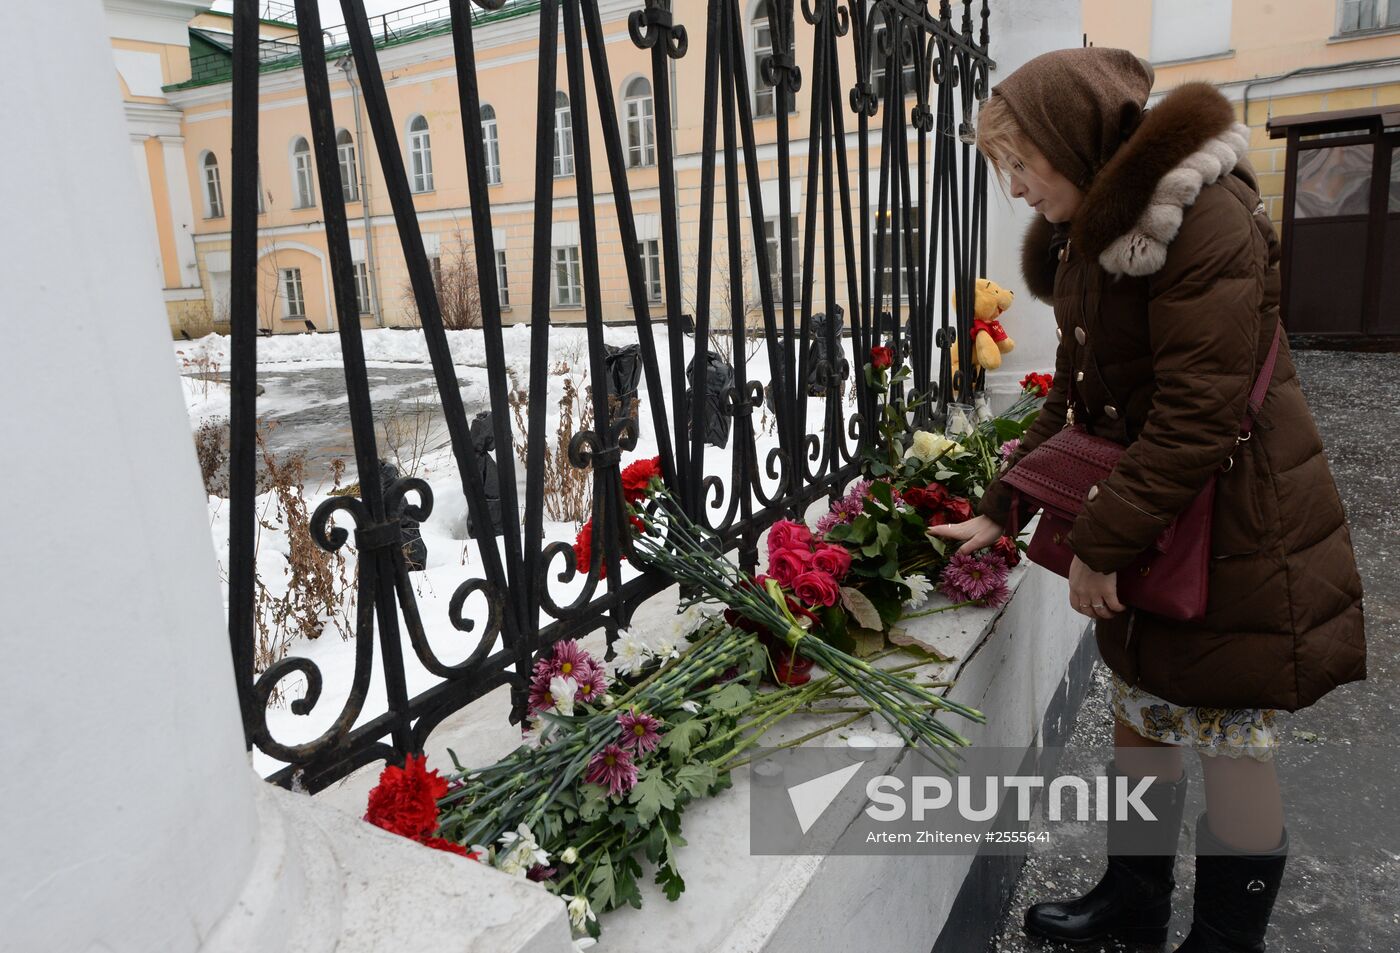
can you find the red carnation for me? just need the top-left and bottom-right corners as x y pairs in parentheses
(364, 753), (449, 841)
(1019, 371), (1053, 398)
(620, 456), (662, 504)
(574, 519), (600, 577)
(870, 346), (894, 370)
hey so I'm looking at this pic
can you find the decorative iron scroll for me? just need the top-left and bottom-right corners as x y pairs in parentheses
(225, 0), (992, 791)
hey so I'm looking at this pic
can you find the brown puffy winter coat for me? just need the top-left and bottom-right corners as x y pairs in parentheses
(977, 76), (1367, 712)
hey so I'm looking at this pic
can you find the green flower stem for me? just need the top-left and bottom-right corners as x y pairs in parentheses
(900, 598), (982, 619)
(721, 710), (871, 770)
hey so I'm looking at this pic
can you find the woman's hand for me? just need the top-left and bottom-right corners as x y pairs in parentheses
(1068, 555), (1125, 620)
(927, 514), (1004, 555)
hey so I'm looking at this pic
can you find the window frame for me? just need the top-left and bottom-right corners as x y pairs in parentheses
(554, 91), (575, 178)
(352, 260), (371, 315)
(635, 238), (663, 301)
(336, 129), (359, 204)
(291, 136), (316, 209)
(552, 244), (583, 306)
(408, 114), (434, 194)
(201, 151), (224, 219)
(280, 266), (306, 319)
(1338, 0), (1400, 33)
(623, 77), (656, 168)
(759, 214), (801, 303)
(869, 20), (919, 102)
(495, 248), (510, 308)
(481, 103), (502, 186)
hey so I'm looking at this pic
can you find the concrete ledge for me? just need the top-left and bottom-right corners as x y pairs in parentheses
(208, 778), (574, 953)
(314, 519), (1090, 953)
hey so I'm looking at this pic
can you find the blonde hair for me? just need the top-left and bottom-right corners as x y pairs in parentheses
(974, 95), (1031, 193)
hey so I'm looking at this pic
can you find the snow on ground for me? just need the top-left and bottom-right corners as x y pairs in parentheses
(180, 325), (865, 777)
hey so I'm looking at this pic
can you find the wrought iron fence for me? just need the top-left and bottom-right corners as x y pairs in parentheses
(224, 0), (993, 791)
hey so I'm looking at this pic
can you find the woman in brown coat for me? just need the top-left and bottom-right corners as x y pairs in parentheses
(929, 48), (1366, 952)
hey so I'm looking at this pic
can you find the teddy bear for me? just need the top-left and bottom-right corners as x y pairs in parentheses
(948, 277), (1016, 374)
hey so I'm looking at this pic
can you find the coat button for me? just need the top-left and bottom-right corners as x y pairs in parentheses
(1087, 485), (1099, 501)
(1104, 404), (1119, 419)
(1075, 371), (1085, 381)
(1056, 327), (1063, 341)
(1074, 327), (1086, 345)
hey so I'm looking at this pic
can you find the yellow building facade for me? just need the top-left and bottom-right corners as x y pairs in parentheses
(1084, 0), (1400, 238)
(112, 0), (943, 336)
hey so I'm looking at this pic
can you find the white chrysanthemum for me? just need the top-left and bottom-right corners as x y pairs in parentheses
(649, 628), (682, 661)
(610, 632), (652, 676)
(560, 845), (579, 864)
(566, 894), (597, 932)
(680, 699), (701, 714)
(550, 675), (578, 716)
(497, 822), (550, 876)
(900, 573), (935, 608)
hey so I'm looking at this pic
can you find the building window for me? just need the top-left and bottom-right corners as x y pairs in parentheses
(875, 207), (921, 303)
(495, 249), (510, 308)
(554, 91), (575, 177)
(636, 239), (662, 301)
(201, 152), (224, 218)
(624, 77), (656, 167)
(753, 1), (776, 118)
(870, 21), (918, 101)
(353, 261), (371, 315)
(408, 115), (434, 193)
(481, 104), (502, 185)
(280, 267), (306, 318)
(1339, 0), (1400, 31)
(553, 245), (582, 306)
(1150, 0), (1232, 61)
(256, 165), (265, 215)
(429, 256), (442, 290)
(337, 129), (359, 203)
(292, 136), (316, 208)
(761, 215), (800, 300)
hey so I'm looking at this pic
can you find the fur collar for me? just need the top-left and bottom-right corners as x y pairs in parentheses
(1020, 82), (1249, 298)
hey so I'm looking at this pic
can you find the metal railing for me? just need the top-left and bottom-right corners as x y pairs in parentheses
(224, 0), (993, 791)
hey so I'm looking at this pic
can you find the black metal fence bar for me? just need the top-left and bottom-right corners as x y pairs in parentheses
(225, 0), (993, 792)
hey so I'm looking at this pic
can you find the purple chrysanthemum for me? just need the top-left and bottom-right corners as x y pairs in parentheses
(816, 478), (906, 535)
(585, 743), (639, 798)
(537, 639), (595, 682)
(526, 677), (558, 716)
(617, 709), (663, 754)
(939, 552), (1011, 604)
(572, 663), (609, 707)
(527, 863), (559, 882)
(999, 438), (1021, 463)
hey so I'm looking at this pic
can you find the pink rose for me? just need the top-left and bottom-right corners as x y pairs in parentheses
(811, 544), (852, 582)
(768, 547), (813, 588)
(767, 519), (814, 555)
(792, 570), (841, 608)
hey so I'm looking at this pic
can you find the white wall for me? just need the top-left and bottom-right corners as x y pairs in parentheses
(982, 0), (1084, 403)
(0, 2), (258, 950)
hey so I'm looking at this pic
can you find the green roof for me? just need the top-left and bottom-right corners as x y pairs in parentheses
(166, 0), (540, 92)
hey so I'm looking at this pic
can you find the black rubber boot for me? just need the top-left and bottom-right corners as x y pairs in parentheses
(1171, 811), (1289, 952)
(1023, 758), (1188, 945)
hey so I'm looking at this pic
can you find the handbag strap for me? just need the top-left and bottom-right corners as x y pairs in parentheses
(1241, 320), (1282, 436)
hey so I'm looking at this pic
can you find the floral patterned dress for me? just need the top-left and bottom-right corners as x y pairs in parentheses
(1108, 669), (1283, 762)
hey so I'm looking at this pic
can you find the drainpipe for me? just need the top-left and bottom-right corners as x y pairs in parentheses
(338, 55), (384, 327)
(1240, 55), (1400, 124)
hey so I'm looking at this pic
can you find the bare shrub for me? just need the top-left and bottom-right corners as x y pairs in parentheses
(377, 398), (444, 479)
(195, 419), (229, 496)
(506, 362), (594, 523)
(402, 226), (482, 330)
(253, 425), (354, 661)
(176, 348), (223, 399)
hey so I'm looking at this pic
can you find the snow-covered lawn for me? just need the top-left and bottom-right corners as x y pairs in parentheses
(178, 325), (861, 777)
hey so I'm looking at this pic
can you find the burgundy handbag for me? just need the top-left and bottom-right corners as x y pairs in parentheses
(998, 322), (1281, 622)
